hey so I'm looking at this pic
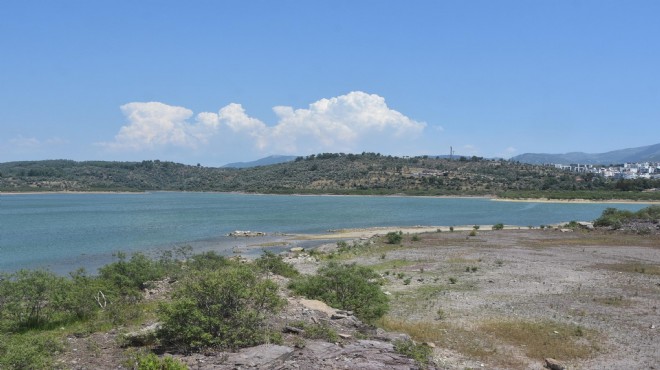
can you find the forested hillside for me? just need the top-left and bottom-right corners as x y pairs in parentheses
(1, 154), (659, 199)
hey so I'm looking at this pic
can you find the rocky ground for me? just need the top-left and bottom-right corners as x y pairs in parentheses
(58, 227), (659, 370)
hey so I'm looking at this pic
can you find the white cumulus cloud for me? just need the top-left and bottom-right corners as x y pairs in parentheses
(101, 92), (427, 156)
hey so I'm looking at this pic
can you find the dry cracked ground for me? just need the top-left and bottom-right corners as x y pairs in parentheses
(59, 228), (659, 370)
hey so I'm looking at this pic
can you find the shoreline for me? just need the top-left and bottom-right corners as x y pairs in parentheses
(491, 197), (660, 205)
(288, 224), (542, 241)
(0, 191), (147, 195)
(1, 190), (658, 204)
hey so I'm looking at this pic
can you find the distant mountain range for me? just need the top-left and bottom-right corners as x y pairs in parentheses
(223, 155), (297, 168)
(511, 143), (660, 165)
(224, 154), (477, 168)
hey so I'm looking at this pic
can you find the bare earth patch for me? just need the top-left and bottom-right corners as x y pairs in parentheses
(321, 229), (660, 369)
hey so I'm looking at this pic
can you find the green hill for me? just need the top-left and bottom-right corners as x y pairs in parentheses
(1, 154), (659, 200)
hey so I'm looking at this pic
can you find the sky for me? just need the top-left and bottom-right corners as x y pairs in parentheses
(1, 1), (659, 166)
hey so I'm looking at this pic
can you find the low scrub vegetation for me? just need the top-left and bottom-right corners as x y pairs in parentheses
(480, 319), (598, 360)
(158, 264), (284, 352)
(594, 205), (660, 229)
(288, 262), (389, 323)
(0, 248), (298, 368)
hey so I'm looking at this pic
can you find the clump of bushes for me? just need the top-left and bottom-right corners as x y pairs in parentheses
(289, 262), (389, 323)
(386, 231), (403, 244)
(394, 339), (433, 369)
(594, 205), (660, 229)
(158, 263), (284, 352)
(124, 350), (187, 370)
(492, 223), (504, 230)
(255, 251), (299, 278)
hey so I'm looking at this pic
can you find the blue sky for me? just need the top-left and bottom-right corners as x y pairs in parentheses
(1, 1), (659, 166)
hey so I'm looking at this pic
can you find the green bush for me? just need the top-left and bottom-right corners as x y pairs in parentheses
(255, 251), (299, 278)
(0, 269), (69, 330)
(594, 205), (660, 228)
(492, 223), (504, 230)
(288, 321), (339, 342)
(288, 262), (389, 323)
(186, 251), (231, 271)
(158, 263), (284, 352)
(0, 332), (63, 370)
(99, 252), (168, 297)
(386, 231), (403, 244)
(125, 350), (188, 370)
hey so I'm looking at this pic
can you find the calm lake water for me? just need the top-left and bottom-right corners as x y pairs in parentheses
(0, 192), (651, 273)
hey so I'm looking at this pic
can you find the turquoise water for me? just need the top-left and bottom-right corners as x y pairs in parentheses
(0, 192), (650, 273)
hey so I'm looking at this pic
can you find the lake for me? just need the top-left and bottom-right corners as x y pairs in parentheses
(0, 192), (651, 273)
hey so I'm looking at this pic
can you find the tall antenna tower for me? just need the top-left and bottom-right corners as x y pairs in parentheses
(450, 146), (454, 160)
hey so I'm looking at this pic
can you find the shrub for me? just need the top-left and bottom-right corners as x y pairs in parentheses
(386, 231), (403, 244)
(186, 251), (230, 271)
(158, 263), (284, 352)
(393, 339), (433, 369)
(289, 262), (389, 323)
(449, 226), (454, 232)
(255, 251), (299, 278)
(492, 223), (504, 230)
(0, 333), (63, 370)
(289, 321), (339, 342)
(0, 269), (69, 330)
(594, 205), (660, 228)
(411, 235), (420, 242)
(468, 230), (477, 237)
(99, 252), (167, 297)
(125, 350), (188, 370)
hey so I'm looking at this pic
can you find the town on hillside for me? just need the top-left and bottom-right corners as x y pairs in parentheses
(553, 162), (660, 179)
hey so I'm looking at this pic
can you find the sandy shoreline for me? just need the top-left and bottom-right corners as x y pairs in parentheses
(491, 197), (660, 205)
(0, 191), (146, 195)
(289, 224), (532, 240)
(1, 190), (658, 204)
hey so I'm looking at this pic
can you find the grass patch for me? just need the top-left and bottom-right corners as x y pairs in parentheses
(522, 232), (660, 249)
(377, 317), (494, 359)
(480, 319), (599, 360)
(369, 259), (427, 271)
(254, 241), (289, 247)
(593, 296), (631, 307)
(446, 256), (480, 264)
(598, 262), (660, 276)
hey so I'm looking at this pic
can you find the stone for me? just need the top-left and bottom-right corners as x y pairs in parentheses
(229, 344), (294, 367)
(544, 357), (566, 370)
(290, 247), (305, 252)
(121, 322), (161, 347)
(283, 325), (304, 334)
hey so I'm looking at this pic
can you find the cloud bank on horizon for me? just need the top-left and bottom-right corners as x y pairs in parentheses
(100, 91), (428, 157)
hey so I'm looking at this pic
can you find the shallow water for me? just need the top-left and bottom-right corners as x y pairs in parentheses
(0, 192), (650, 273)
